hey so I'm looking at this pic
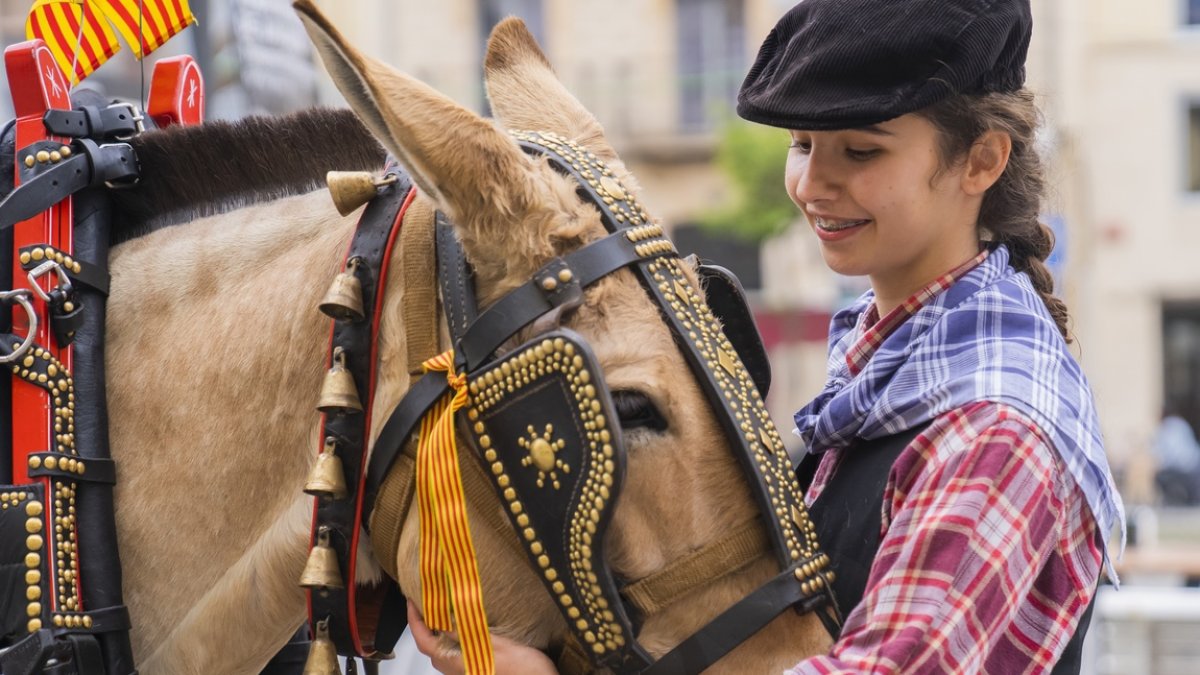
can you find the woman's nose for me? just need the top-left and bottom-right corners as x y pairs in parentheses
(793, 153), (839, 205)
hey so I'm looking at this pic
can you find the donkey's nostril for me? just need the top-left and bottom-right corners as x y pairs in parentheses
(611, 390), (668, 433)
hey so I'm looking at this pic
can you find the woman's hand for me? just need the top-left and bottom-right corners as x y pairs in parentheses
(407, 601), (559, 675)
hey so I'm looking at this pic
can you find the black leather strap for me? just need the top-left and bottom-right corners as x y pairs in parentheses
(28, 452), (116, 484)
(455, 229), (671, 370)
(58, 605), (133, 635)
(435, 217), (477, 342)
(19, 245), (110, 295)
(310, 168), (415, 655)
(363, 371), (449, 519)
(43, 105), (142, 140)
(639, 568), (813, 675)
(0, 140), (137, 228)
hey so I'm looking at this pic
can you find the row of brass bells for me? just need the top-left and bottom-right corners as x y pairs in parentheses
(300, 527), (345, 590)
(319, 257), (365, 322)
(327, 170), (398, 217)
(318, 347), (363, 414)
(303, 618), (341, 675)
(305, 437), (348, 499)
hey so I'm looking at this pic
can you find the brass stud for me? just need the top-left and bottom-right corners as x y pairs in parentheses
(28, 618), (42, 632)
(60, 145), (71, 157)
(19, 251), (31, 264)
(540, 277), (558, 292)
(24, 155), (35, 168)
(49, 151), (62, 162)
(36, 150), (50, 163)
(558, 269), (574, 283)
(27, 602), (41, 617)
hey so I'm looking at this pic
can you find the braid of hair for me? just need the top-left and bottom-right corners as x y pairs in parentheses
(920, 90), (1072, 342)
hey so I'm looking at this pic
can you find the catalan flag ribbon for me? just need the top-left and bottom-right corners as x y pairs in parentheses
(25, 0), (197, 85)
(416, 350), (494, 675)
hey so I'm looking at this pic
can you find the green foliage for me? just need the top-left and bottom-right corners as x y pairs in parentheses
(700, 119), (798, 243)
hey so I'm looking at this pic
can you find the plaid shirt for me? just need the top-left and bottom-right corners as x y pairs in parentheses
(789, 255), (1103, 674)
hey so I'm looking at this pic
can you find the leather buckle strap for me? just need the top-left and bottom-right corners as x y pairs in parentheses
(19, 245), (110, 295)
(454, 226), (675, 370)
(0, 140), (137, 228)
(43, 104), (144, 141)
(27, 452), (115, 484)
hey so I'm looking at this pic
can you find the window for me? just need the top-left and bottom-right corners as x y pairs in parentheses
(677, 0), (745, 132)
(1188, 0), (1200, 25)
(1189, 104), (1200, 192)
(1163, 303), (1200, 432)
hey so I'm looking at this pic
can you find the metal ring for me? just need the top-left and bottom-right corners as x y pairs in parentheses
(26, 260), (72, 303)
(0, 289), (38, 365)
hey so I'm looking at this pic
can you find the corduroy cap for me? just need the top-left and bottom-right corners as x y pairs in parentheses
(737, 0), (1032, 130)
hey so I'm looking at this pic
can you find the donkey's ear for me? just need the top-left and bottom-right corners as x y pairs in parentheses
(484, 18), (622, 166)
(294, 0), (534, 224)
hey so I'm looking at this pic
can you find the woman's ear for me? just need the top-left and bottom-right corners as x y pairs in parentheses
(961, 130), (1012, 195)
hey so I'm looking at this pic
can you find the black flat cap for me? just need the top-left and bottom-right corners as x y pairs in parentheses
(737, 0), (1032, 130)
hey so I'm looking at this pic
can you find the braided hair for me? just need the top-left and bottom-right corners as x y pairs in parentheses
(918, 90), (1071, 342)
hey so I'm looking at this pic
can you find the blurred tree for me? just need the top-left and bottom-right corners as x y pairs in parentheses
(700, 118), (796, 242)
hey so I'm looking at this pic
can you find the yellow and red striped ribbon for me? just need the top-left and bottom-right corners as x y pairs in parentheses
(96, 0), (196, 59)
(25, 0), (197, 85)
(417, 350), (494, 674)
(26, 0), (120, 85)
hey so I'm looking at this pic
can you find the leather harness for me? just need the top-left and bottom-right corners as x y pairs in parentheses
(307, 130), (840, 673)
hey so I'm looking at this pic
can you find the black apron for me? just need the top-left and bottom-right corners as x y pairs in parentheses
(796, 426), (1094, 674)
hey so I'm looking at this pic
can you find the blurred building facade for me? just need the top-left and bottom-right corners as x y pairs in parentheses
(1039, 0), (1200, 486)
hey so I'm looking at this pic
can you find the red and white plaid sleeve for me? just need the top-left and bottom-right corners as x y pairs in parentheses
(788, 402), (1102, 675)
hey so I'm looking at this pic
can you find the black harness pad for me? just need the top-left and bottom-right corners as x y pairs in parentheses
(696, 262), (771, 398)
(460, 329), (651, 672)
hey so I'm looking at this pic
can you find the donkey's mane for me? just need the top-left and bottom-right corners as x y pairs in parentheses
(109, 107), (386, 243)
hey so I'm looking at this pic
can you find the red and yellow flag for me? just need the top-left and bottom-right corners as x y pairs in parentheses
(25, 0), (197, 85)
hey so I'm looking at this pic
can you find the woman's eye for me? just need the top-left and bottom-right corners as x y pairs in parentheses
(789, 140), (812, 153)
(846, 148), (880, 161)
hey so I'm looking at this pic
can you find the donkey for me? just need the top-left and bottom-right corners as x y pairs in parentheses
(96, 3), (830, 672)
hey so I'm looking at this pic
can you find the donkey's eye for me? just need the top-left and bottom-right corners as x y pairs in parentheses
(611, 390), (668, 433)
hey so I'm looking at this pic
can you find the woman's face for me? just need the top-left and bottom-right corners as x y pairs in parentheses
(784, 113), (982, 304)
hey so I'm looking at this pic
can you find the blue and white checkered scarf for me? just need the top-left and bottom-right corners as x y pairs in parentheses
(795, 245), (1125, 568)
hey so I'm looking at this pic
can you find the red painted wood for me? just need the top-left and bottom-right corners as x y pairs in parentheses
(147, 55), (204, 128)
(7, 40), (73, 484)
(7, 39), (76, 614)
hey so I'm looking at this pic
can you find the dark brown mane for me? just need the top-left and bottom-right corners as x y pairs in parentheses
(109, 107), (386, 243)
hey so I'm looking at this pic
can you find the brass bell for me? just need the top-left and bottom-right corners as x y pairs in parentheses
(305, 437), (348, 499)
(303, 618), (342, 675)
(327, 171), (398, 216)
(317, 347), (362, 415)
(318, 258), (365, 322)
(300, 527), (345, 590)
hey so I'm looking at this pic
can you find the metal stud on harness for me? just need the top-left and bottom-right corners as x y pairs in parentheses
(0, 40), (205, 675)
(303, 131), (840, 674)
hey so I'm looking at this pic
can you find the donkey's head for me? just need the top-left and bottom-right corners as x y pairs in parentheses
(296, 2), (830, 670)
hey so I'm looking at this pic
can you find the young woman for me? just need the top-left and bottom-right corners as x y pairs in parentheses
(412, 0), (1124, 672)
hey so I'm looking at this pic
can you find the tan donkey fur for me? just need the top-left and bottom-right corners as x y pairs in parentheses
(97, 2), (829, 672)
